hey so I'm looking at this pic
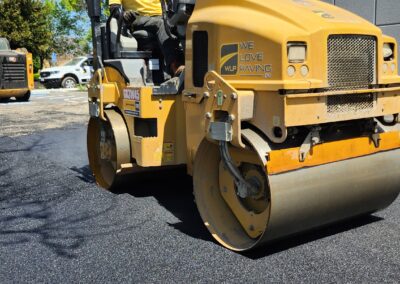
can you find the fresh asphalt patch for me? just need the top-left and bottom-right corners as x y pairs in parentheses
(0, 125), (399, 282)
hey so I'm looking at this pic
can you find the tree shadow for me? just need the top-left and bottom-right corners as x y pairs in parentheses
(0, 139), (136, 259)
(0, 169), (137, 259)
(70, 165), (96, 183)
(0, 197), (125, 258)
(0, 135), (50, 154)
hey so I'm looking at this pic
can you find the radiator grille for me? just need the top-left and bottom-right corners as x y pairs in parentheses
(327, 93), (376, 114)
(328, 35), (376, 91)
(2, 63), (26, 81)
(0, 57), (28, 89)
(40, 71), (51, 78)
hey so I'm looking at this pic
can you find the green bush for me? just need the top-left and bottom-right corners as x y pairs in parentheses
(33, 56), (41, 73)
(34, 72), (40, 81)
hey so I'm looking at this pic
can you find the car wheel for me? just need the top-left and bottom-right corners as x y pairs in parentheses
(16, 91), (31, 102)
(61, 76), (77, 89)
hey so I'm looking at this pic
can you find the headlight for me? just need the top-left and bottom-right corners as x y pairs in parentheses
(383, 43), (394, 61)
(50, 71), (60, 74)
(288, 42), (307, 63)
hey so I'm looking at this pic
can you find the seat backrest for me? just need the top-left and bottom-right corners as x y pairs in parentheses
(109, 18), (138, 57)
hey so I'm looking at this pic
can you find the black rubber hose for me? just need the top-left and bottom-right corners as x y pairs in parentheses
(219, 141), (259, 198)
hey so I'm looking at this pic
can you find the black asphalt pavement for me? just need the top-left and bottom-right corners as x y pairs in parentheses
(0, 124), (399, 283)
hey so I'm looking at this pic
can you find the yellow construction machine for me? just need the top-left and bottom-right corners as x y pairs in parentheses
(86, 0), (400, 251)
(0, 38), (34, 102)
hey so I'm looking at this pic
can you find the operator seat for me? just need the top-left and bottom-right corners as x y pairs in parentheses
(102, 0), (196, 88)
(106, 10), (154, 59)
(109, 18), (138, 55)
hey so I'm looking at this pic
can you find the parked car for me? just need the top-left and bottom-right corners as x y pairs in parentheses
(39, 56), (93, 89)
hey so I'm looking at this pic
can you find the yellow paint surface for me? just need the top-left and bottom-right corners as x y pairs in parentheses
(267, 131), (400, 175)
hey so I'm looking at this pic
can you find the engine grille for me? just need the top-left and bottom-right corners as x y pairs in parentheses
(327, 93), (376, 114)
(40, 72), (51, 78)
(328, 35), (376, 91)
(2, 63), (26, 82)
(0, 55), (28, 89)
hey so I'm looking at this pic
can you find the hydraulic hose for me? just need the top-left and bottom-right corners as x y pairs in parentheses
(219, 141), (260, 199)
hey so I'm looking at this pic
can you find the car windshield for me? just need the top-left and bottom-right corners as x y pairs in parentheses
(63, 58), (84, 66)
(0, 38), (10, 51)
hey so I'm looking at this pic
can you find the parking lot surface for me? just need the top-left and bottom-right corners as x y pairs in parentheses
(0, 89), (88, 137)
(0, 90), (399, 283)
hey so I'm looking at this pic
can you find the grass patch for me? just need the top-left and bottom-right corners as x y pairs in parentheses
(34, 72), (40, 81)
(77, 84), (88, 91)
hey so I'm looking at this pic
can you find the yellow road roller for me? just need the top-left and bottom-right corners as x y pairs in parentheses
(86, 0), (400, 251)
(0, 37), (34, 102)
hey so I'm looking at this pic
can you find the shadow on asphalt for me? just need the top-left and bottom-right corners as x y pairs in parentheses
(0, 176), (135, 259)
(242, 215), (383, 259)
(114, 171), (214, 244)
(0, 132), (386, 260)
(0, 137), (136, 259)
(70, 165), (96, 184)
(106, 170), (384, 258)
(0, 194), (124, 259)
(0, 98), (29, 104)
(0, 135), (45, 154)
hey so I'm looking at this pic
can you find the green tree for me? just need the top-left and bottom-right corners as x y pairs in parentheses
(45, 0), (100, 57)
(0, 0), (108, 68)
(0, 0), (53, 69)
(59, 0), (110, 13)
(49, 0), (110, 55)
(60, 0), (87, 12)
(46, 0), (87, 56)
